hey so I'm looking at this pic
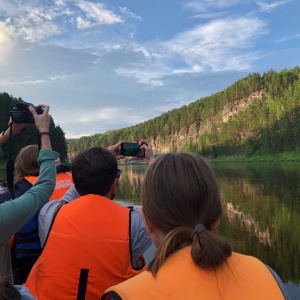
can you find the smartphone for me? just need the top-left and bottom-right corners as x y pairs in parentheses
(120, 142), (145, 158)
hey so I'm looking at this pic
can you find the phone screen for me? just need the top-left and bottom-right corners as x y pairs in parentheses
(120, 142), (145, 158)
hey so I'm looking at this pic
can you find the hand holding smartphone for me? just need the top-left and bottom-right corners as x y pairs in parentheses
(120, 142), (145, 158)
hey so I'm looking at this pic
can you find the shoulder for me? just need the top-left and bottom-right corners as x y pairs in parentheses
(14, 179), (32, 196)
(129, 207), (142, 226)
(266, 265), (291, 300)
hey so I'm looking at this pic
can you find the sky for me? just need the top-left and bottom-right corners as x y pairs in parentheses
(0, 0), (299, 139)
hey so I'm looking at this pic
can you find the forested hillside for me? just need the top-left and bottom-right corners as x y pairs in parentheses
(0, 93), (68, 160)
(68, 66), (300, 158)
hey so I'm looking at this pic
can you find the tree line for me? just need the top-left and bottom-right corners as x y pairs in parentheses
(68, 66), (300, 157)
(0, 93), (68, 161)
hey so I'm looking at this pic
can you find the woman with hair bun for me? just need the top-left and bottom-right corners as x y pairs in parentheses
(102, 152), (290, 300)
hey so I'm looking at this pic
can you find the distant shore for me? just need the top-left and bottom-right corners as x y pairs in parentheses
(207, 151), (300, 163)
(2, 151), (300, 172)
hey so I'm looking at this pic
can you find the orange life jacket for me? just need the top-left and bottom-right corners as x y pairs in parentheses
(25, 171), (73, 200)
(103, 247), (285, 300)
(25, 194), (146, 300)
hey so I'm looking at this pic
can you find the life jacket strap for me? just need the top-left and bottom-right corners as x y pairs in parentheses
(77, 268), (89, 300)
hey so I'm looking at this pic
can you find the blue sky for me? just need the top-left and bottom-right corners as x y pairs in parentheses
(0, 0), (299, 139)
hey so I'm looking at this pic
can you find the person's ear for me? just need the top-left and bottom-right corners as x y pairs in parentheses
(139, 207), (154, 234)
(212, 219), (220, 229)
(107, 179), (118, 199)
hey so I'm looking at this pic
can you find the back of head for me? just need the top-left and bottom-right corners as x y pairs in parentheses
(142, 152), (231, 275)
(71, 147), (118, 196)
(15, 144), (39, 181)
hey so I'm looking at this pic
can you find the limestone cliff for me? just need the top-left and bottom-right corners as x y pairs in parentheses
(150, 90), (264, 154)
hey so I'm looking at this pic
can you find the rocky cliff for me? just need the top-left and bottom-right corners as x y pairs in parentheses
(150, 90), (264, 154)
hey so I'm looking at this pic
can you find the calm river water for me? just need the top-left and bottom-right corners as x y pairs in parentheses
(115, 162), (300, 299)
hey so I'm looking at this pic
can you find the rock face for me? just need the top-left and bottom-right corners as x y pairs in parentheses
(150, 90), (264, 154)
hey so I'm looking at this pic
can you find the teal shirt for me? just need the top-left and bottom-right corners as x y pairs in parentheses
(0, 149), (59, 284)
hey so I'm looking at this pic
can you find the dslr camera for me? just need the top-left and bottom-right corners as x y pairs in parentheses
(10, 102), (44, 123)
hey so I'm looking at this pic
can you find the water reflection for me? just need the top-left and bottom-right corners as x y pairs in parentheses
(116, 162), (300, 296)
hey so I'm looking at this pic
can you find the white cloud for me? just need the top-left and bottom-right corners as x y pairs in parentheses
(0, 21), (16, 63)
(163, 17), (267, 71)
(0, 79), (44, 84)
(0, 0), (124, 45)
(78, 107), (143, 123)
(173, 65), (204, 74)
(257, 0), (291, 12)
(75, 0), (123, 28)
(54, 0), (67, 7)
(115, 68), (163, 87)
(185, 0), (241, 13)
(49, 75), (67, 81)
(275, 33), (300, 43)
(191, 12), (225, 19)
(119, 7), (142, 21)
(18, 21), (61, 42)
(76, 16), (92, 29)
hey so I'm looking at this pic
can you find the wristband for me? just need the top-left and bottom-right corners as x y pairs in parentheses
(39, 132), (51, 136)
(38, 132), (51, 150)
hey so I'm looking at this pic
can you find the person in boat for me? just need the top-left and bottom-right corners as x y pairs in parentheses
(0, 105), (59, 299)
(25, 141), (155, 299)
(0, 143), (73, 284)
(102, 152), (291, 300)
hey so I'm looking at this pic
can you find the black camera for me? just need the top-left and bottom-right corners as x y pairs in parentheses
(9, 102), (44, 123)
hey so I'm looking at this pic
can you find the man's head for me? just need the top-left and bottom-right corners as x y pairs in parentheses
(71, 147), (119, 198)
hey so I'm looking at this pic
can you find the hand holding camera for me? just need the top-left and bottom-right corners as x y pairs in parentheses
(28, 104), (50, 133)
(10, 101), (44, 124)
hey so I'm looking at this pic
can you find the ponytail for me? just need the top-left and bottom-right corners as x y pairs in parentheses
(148, 225), (231, 277)
(191, 225), (231, 269)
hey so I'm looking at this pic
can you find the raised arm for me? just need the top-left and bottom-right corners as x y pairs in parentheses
(0, 104), (59, 244)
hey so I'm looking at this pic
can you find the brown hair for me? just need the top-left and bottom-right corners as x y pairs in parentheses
(141, 152), (231, 276)
(14, 144), (39, 181)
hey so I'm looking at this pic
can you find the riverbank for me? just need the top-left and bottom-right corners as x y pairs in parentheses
(207, 151), (300, 163)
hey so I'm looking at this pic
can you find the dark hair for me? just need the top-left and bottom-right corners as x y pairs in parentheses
(141, 152), (231, 276)
(14, 144), (39, 181)
(71, 147), (118, 196)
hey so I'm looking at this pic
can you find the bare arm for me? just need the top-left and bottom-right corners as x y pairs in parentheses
(0, 120), (28, 146)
